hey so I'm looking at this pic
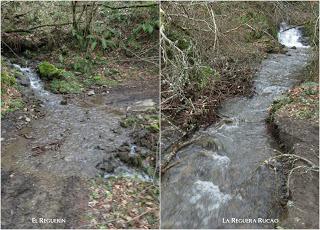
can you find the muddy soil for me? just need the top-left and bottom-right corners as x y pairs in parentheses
(1, 65), (158, 228)
(271, 112), (319, 229)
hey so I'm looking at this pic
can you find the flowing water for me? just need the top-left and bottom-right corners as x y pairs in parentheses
(161, 26), (311, 228)
(4, 65), (154, 180)
(1, 63), (157, 228)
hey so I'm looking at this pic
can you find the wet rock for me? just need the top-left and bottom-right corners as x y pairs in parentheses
(117, 151), (131, 163)
(117, 145), (131, 152)
(196, 137), (218, 151)
(117, 151), (142, 167)
(132, 129), (157, 151)
(96, 160), (116, 173)
(18, 78), (30, 87)
(87, 90), (95, 96)
(291, 46), (297, 49)
(94, 145), (105, 150)
(15, 71), (30, 87)
(60, 97), (68, 105)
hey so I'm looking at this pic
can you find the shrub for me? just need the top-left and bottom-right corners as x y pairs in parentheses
(1, 71), (16, 86)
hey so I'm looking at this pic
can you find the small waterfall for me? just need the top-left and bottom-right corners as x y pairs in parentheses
(12, 64), (61, 106)
(278, 22), (309, 48)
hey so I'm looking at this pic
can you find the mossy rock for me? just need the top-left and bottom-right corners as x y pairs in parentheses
(38, 62), (64, 80)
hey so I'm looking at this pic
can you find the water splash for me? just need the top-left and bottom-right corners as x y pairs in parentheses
(278, 22), (309, 48)
(12, 64), (60, 105)
(129, 144), (137, 156)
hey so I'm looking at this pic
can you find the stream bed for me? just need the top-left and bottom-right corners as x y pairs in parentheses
(161, 26), (311, 228)
(1, 63), (157, 228)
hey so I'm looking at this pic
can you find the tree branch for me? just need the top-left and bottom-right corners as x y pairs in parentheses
(4, 22), (76, 33)
(103, 3), (158, 10)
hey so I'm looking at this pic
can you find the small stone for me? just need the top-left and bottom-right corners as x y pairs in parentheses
(291, 46), (297, 49)
(25, 117), (31, 122)
(23, 108), (28, 112)
(60, 99), (67, 105)
(94, 145), (105, 150)
(87, 90), (95, 96)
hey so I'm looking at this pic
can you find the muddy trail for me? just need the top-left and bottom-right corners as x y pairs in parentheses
(161, 26), (312, 229)
(1, 64), (158, 229)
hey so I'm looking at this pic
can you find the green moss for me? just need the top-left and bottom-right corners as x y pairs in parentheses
(49, 79), (83, 94)
(38, 61), (64, 80)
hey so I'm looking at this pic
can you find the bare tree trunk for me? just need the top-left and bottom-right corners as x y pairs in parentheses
(71, 1), (78, 31)
(84, 2), (97, 37)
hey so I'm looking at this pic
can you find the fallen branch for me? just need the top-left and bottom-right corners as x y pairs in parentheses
(4, 22), (76, 33)
(103, 3), (158, 10)
(1, 41), (21, 59)
(286, 165), (319, 196)
(280, 23), (307, 33)
(245, 23), (276, 41)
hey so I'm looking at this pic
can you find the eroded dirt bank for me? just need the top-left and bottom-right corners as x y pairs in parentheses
(269, 88), (319, 229)
(1, 64), (159, 228)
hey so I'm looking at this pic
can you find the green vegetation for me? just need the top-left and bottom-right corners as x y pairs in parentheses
(2, 1), (159, 94)
(36, 61), (120, 94)
(120, 113), (159, 131)
(1, 71), (17, 87)
(5, 98), (25, 114)
(38, 62), (64, 80)
(269, 82), (319, 122)
(1, 60), (24, 116)
(49, 79), (83, 94)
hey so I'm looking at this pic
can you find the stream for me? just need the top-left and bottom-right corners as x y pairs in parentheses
(161, 24), (311, 228)
(1, 63), (156, 228)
